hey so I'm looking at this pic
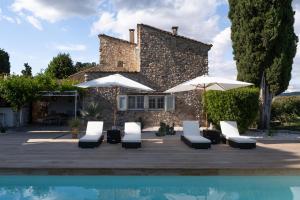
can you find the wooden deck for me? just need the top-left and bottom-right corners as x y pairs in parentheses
(1, 131), (300, 175)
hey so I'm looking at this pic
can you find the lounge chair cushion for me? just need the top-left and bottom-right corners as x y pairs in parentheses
(79, 135), (101, 142)
(122, 134), (141, 143)
(184, 135), (211, 143)
(228, 137), (256, 144)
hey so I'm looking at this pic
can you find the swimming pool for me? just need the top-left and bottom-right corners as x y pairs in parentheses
(0, 176), (300, 200)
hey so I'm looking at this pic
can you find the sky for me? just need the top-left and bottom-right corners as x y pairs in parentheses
(0, 0), (299, 92)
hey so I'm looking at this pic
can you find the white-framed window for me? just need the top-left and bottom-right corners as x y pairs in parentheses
(128, 95), (144, 110)
(117, 95), (127, 111)
(165, 95), (175, 111)
(118, 94), (175, 112)
(149, 96), (165, 110)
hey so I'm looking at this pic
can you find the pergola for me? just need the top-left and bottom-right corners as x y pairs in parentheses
(39, 90), (79, 119)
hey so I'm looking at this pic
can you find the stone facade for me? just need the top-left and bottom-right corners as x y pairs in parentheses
(98, 35), (140, 72)
(70, 24), (212, 128)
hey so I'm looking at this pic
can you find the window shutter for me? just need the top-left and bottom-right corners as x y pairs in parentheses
(117, 95), (127, 111)
(144, 95), (149, 110)
(165, 95), (175, 111)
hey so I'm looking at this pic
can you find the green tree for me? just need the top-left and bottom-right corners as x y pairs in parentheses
(0, 76), (39, 126)
(228, 0), (298, 129)
(21, 63), (32, 77)
(45, 53), (75, 79)
(74, 62), (96, 72)
(0, 49), (10, 74)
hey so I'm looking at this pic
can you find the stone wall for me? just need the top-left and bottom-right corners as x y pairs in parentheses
(98, 35), (139, 72)
(79, 24), (211, 128)
(138, 24), (210, 91)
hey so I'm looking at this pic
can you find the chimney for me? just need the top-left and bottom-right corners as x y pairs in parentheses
(129, 29), (135, 43)
(172, 26), (178, 35)
(84, 73), (89, 82)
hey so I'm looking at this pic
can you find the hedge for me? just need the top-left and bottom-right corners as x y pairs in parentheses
(204, 87), (259, 133)
(271, 96), (300, 124)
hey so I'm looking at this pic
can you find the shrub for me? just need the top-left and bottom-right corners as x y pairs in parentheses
(80, 101), (102, 121)
(271, 96), (300, 124)
(204, 87), (259, 133)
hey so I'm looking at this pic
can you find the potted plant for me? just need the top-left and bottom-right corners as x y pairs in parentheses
(68, 118), (81, 139)
(156, 122), (167, 137)
(167, 123), (176, 135)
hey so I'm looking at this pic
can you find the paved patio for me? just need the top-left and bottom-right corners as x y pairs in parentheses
(1, 129), (300, 175)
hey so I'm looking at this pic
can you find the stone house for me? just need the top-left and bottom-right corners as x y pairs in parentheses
(70, 24), (212, 128)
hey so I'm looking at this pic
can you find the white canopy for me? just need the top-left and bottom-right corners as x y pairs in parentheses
(76, 73), (154, 91)
(164, 75), (253, 93)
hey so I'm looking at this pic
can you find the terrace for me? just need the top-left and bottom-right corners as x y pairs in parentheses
(1, 128), (300, 175)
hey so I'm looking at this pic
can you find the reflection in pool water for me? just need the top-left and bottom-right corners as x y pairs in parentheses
(0, 176), (300, 200)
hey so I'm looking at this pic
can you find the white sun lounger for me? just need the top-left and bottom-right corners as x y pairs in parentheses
(122, 122), (142, 148)
(220, 121), (256, 149)
(181, 121), (211, 149)
(78, 121), (104, 148)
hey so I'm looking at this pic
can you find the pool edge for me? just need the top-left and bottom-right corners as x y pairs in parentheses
(0, 168), (299, 175)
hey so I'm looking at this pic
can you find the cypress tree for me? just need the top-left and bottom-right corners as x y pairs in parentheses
(228, 0), (298, 129)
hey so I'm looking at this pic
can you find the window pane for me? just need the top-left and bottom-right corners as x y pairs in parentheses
(149, 97), (156, 109)
(157, 96), (164, 109)
(128, 96), (135, 109)
(136, 96), (144, 109)
(119, 96), (126, 110)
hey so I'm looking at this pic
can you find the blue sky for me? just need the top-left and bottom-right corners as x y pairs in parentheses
(0, 0), (299, 91)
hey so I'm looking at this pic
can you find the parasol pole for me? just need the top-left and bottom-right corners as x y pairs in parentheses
(203, 84), (208, 130)
(113, 86), (119, 128)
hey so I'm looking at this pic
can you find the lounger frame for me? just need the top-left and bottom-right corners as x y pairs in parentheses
(122, 142), (141, 149)
(220, 121), (256, 149)
(227, 139), (256, 149)
(122, 122), (142, 149)
(181, 135), (211, 149)
(78, 135), (104, 148)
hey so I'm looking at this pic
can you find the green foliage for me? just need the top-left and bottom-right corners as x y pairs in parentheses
(205, 88), (259, 133)
(0, 74), (80, 111)
(229, 0), (298, 95)
(81, 102), (102, 121)
(156, 122), (167, 137)
(271, 96), (300, 124)
(0, 75), (40, 111)
(45, 53), (75, 79)
(21, 63), (32, 77)
(58, 79), (79, 91)
(35, 73), (57, 91)
(68, 118), (81, 129)
(74, 62), (96, 72)
(34, 73), (80, 92)
(0, 49), (10, 74)
(155, 122), (176, 136)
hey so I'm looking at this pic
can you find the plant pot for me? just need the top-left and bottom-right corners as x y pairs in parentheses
(71, 128), (79, 139)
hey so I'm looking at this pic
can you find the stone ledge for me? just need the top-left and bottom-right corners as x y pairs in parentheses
(1, 167), (300, 176)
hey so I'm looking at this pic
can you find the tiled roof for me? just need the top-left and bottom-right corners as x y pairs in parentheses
(98, 34), (137, 45)
(138, 24), (213, 48)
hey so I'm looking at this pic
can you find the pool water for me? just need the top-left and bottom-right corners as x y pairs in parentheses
(0, 176), (300, 200)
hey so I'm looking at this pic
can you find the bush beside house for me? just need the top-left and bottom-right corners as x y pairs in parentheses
(271, 96), (300, 125)
(0, 74), (80, 127)
(204, 87), (259, 133)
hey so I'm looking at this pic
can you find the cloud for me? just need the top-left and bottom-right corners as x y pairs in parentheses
(26, 15), (43, 30)
(0, 8), (19, 23)
(55, 44), (87, 51)
(91, 0), (225, 42)
(209, 27), (237, 79)
(111, 0), (175, 10)
(11, 0), (100, 23)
